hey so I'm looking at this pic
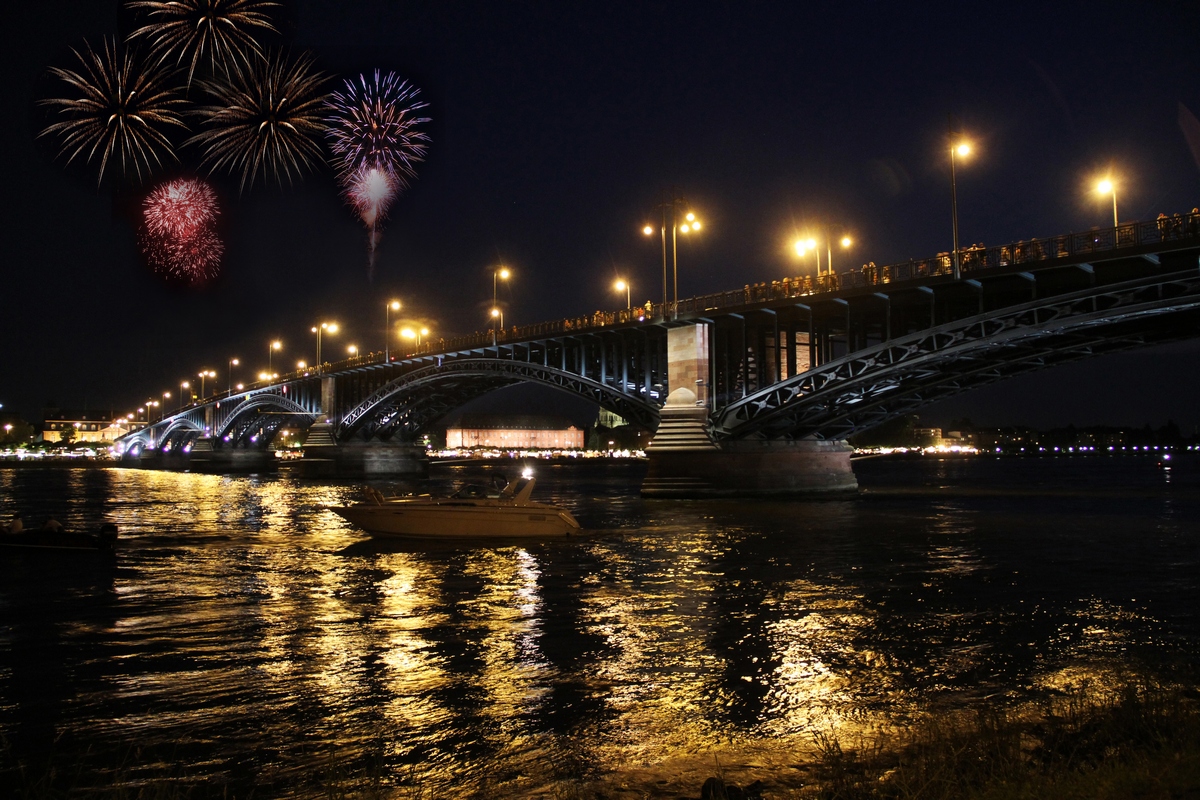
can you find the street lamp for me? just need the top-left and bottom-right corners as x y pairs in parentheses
(268, 340), (281, 374)
(1097, 178), (1118, 228)
(493, 266), (510, 309)
(490, 267), (511, 346)
(643, 190), (701, 319)
(198, 370), (216, 398)
(949, 131), (972, 280)
(347, 344), (358, 357)
(311, 322), (337, 369)
(794, 237), (820, 273)
(614, 278), (631, 309)
(297, 360), (307, 370)
(385, 300), (400, 360)
(180, 381), (190, 409)
(227, 357), (239, 393)
(490, 307), (503, 342)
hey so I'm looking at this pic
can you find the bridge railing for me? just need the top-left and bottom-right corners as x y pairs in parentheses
(344, 210), (1200, 359)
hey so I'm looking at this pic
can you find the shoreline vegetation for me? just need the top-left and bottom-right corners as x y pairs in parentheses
(3, 680), (1199, 798)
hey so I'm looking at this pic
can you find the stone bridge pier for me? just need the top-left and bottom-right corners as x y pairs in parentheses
(301, 376), (428, 476)
(641, 324), (858, 497)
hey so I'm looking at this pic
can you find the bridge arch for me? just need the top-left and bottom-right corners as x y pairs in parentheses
(714, 269), (1200, 441)
(159, 419), (205, 451)
(338, 359), (661, 442)
(214, 393), (318, 448)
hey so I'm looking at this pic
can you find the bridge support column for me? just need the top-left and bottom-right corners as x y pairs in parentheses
(642, 324), (858, 497)
(187, 438), (275, 472)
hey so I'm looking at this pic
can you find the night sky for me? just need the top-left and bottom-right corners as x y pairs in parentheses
(3, 1), (1199, 432)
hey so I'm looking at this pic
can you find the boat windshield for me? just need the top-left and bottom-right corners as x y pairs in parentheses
(449, 484), (490, 499)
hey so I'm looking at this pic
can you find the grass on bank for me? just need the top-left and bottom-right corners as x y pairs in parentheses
(790, 679), (1200, 800)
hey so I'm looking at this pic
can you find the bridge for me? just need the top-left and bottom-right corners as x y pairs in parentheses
(118, 209), (1200, 495)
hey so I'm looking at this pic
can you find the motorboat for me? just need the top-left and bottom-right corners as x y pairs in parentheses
(329, 475), (582, 538)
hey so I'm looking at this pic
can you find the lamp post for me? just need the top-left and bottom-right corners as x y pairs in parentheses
(948, 125), (972, 280)
(385, 300), (400, 360)
(268, 340), (281, 375)
(311, 322), (337, 370)
(490, 307), (503, 342)
(490, 267), (510, 346)
(614, 279), (631, 309)
(1097, 179), (1118, 228)
(643, 190), (701, 320)
(198, 370), (216, 398)
(831, 235), (853, 276)
(161, 392), (170, 419)
(227, 357), (239, 394)
(180, 381), (190, 409)
(794, 237), (819, 274)
(347, 344), (358, 358)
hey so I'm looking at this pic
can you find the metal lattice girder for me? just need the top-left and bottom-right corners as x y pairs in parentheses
(714, 270), (1200, 441)
(339, 358), (662, 442)
(213, 392), (317, 448)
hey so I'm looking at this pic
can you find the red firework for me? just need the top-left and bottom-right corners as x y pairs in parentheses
(139, 178), (223, 282)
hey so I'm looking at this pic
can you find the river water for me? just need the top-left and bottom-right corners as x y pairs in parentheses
(1, 454), (1198, 797)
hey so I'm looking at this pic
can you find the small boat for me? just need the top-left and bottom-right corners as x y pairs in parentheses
(0, 523), (119, 552)
(330, 475), (581, 538)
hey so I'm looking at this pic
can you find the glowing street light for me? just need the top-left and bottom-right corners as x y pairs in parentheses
(643, 191), (701, 319)
(1097, 178), (1118, 227)
(297, 360), (307, 370)
(197, 370), (216, 398)
(268, 340), (282, 374)
(385, 300), (401, 361)
(490, 307), (503, 342)
(949, 129), (972, 280)
(614, 278), (631, 309)
(794, 237), (820, 272)
(490, 267), (511, 346)
(311, 322), (338, 368)
(227, 357), (239, 394)
(347, 344), (358, 357)
(180, 381), (190, 409)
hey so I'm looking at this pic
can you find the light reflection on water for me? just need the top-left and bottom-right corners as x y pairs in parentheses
(0, 455), (1198, 795)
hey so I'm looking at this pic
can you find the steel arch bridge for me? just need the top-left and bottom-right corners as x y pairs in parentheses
(117, 209), (1200, 456)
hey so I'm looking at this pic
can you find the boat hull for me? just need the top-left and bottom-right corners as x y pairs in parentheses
(330, 502), (581, 538)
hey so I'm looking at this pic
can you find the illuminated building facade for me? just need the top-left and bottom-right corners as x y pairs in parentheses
(41, 408), (142, 443)
(445, 414), (584, 450)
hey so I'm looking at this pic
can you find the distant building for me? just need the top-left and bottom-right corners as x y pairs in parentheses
(445, 414), (584, 450)
(595, 408), (628, 428)
(41, 407), (142, 443)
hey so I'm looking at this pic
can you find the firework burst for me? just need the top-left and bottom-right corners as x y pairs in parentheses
(324, 70), (430, 186)
(38, 37), (188, 186)
(187, 50), (327, 191)
(139, 177), (224, 283)
(324, 71), (430, 278)
(349, 166), (396, 228)
(127, 0), (279, 87)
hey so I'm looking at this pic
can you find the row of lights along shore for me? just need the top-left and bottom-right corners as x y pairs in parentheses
(131, 129), (1130, 422)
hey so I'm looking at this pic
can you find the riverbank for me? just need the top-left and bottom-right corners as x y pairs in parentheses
(4, 679), (1198, 798)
